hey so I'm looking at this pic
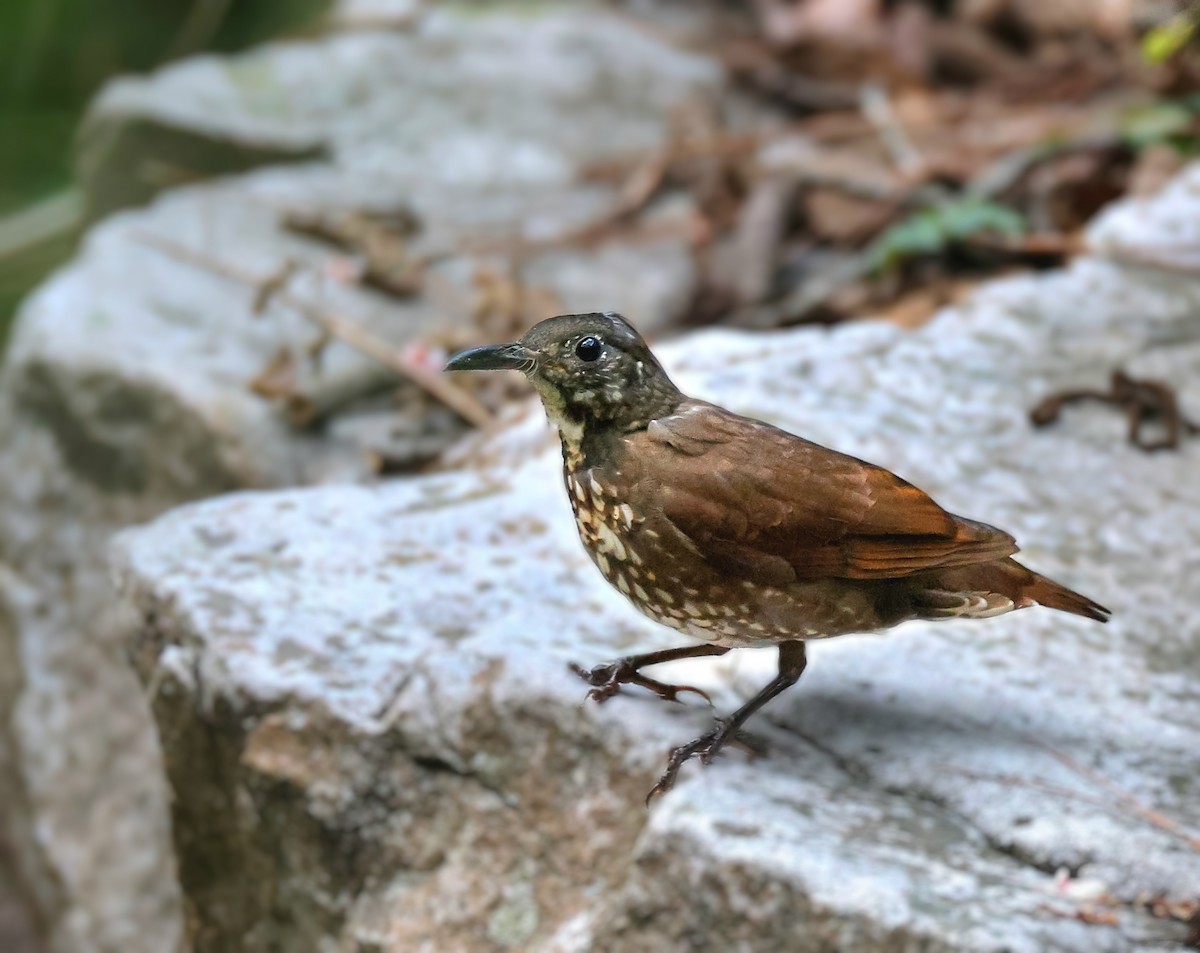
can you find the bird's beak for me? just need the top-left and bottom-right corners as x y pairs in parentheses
(444, 342), (535, 373)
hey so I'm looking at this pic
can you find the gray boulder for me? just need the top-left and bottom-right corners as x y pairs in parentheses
(112, 169), (1200, 950)
(0, 8), (723, 951)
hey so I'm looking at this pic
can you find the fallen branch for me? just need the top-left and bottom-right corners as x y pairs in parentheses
(131, 231), (495, 430)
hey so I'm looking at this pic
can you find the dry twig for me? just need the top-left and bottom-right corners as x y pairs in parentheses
(131, 231), (495, 430)
(1031, 369), (1200, 452)
(1027, 737), (1200, 853)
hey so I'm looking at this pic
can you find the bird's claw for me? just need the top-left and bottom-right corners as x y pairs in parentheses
(569, 659), (713, 706)
(569, 660), (623, 703)
(645, 720), (766, 804)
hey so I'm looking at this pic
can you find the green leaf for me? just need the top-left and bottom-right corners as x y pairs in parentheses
(1142, 14), (1198, 64)
(868, 198), (1026, 272)
(940, 197), (1025, 240)
(1121, 101), (1196, 148)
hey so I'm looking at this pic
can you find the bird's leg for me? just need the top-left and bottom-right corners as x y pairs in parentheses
(570, 644), (730, 705)
(647, 640), (807, 803)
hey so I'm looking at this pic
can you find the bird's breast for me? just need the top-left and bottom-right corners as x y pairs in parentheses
(562, 466), (734, 642)
(560, 463), (888, 647)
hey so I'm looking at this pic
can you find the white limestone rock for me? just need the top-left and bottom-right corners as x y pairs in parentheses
(112, 168), (1200, 948)
(0, 8), (722, 951)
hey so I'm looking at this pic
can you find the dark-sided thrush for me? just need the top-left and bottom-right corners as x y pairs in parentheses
(446, 312), (1110, 800)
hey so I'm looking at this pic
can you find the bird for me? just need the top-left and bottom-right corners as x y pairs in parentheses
(445, 311), (1110, 800)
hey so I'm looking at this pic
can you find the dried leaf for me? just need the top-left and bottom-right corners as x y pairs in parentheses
(248, 347), (298, 401)
(1127, 143), (1186, 198)
(803, 188), (895, 243)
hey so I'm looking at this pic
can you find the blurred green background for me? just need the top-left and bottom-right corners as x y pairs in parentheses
(0, 0), (327, 344)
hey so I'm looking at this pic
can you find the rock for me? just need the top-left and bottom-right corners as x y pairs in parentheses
(0, 571), (47, 953)
(112, 169), (1200, 951)
(0, 8), (723, 951)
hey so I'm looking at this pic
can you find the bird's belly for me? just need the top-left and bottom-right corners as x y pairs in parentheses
(565, 471), (887, 647)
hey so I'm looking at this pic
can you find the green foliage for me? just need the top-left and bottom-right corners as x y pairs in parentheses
(869, 197), (1026, 272)
(1120, 101), (1197, 149)
(1142, 9), (1199, 64)
(0, 0), (326, 343)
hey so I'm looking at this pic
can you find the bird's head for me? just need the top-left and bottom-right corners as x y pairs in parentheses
(445, 312), (683, 435)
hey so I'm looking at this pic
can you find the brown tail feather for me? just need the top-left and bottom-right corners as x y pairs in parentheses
(1020, 567), (1111, 622)
(937, 557), (1110, 623)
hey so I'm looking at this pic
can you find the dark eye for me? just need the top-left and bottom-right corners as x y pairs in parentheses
(575, 336), (602, 362)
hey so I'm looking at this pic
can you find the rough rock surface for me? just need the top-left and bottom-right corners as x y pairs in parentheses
(0, 8), (723, 952)
(114, 169), (1200, 951)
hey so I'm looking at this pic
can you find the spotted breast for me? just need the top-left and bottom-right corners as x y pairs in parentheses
(562, 460), (793, 647)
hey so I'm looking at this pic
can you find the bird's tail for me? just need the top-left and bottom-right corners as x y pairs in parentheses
(931, 557), (1111, 623)
(1018, 566), (1111, 622)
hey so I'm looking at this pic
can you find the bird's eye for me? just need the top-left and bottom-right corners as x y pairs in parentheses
(575, 336), (602, 362)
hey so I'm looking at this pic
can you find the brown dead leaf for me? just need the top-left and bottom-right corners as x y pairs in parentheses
(1034, 902), (1120, 928)
(752, 0), (882, 48)
(1127, 143), (1187, 199)
(1074, 907), (1121, 927)
(284, 208), (426, 298)
(471, 265), (563, 338)
(248, 346), (299, 401)
(1027, 148), (1130, 232)
(874, 279), (977, 329)
(802, 188), (895, 243)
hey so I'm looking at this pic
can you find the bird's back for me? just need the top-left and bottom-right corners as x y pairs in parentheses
(565, 398), (1108, 640)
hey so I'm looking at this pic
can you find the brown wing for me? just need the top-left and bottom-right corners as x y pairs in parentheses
(628, 400), (1017, 585)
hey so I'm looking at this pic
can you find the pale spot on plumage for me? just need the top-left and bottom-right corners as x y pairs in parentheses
(633, 583), (649, 601)
(655, 588), (675, 605)
(616, 575), (631, 595)
(592, 522), (628, 561)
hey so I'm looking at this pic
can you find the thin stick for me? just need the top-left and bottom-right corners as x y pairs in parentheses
(860, 83), (924, 178)
(1027, 738), (1200, 853)
(943, 758), (1200, 855)
(131, 231), (495, 430)
(1093, 243), (1200, 278)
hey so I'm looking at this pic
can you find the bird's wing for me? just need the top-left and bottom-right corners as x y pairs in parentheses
(632, 400), (1017, 584)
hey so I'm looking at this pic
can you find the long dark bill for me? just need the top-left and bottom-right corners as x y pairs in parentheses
(444, 342), (535, 373)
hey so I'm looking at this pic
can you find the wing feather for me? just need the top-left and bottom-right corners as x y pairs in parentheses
(632, 401), (1016, 584)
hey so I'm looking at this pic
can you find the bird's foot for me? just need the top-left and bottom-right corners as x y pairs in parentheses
(569, 658), (713, 706)
(645, 719), (766, 804)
